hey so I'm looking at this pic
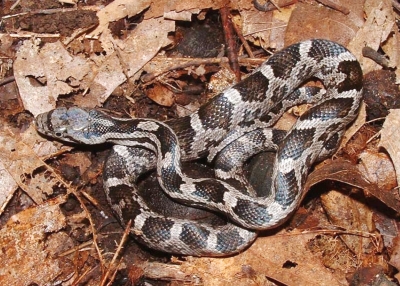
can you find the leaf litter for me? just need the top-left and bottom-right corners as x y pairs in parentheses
(0, 0), (400, 285)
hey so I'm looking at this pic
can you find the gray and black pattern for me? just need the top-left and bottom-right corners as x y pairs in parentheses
(35, 39), (363, 256)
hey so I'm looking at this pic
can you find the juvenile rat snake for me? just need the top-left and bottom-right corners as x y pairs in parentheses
(35, 39), (363, 256)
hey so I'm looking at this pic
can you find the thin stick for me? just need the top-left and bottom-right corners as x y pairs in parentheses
(231, 21), (255, 58)
(100, 220), (132, 286)
(141, 57), (265, 83)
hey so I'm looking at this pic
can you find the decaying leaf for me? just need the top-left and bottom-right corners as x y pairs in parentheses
(379, 109), (400, 188)
(14, 40), (91, 116)
(176, 231), (346, 286)
(306, 159), (400, 213)
(285, 0), (363, 46)
(348, 0), (395, 73)
(88, 0), (152, 38)
(147, 84), (175, 107)
(2, 0), (400, 284)
(0, 196), (72, 285)
(320, 189), (378, 256)
(0, 125), (64, 204)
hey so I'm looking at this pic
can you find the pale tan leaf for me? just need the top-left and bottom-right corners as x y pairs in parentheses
(285, 1), (363, 46)
(379, 109), (400, 187)
(348, 0), (395, 72)
(14, 40), (91, 116)
(85, 17), (175, 103)
(0, 161), (18, 215)
(88, 0), (152, 38)
(0, 125), (63, 204)
(114, 17), (175, 79)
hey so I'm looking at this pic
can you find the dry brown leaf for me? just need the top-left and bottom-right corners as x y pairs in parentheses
(240, 8), (274, 49)
(85, 17), (175, 104)
(178, 231), (345, 286)
(15, 17), (174, 112)
(306, 159), (400, 213)
(88, 0), (152, 38)
(358, 149), (397, 191)
(113, 17), (175, 80)
(0, 160), (18, 215)
(145, 0), (229, 19)
(147, 84), (175, 107)
(14, 40), (91, 116)
(237, 2), (293, 50)
(389, 235), (400, 273)
(320, 190), (377, 256)
(0, 196), (73, 285)
(382, 26), (400, 83)
(379, 109), (400, 188)
(84, 50), (126, 106)
(339, 102), (366, 150)
(348, 0), (395, 73)
(285, 1), (363, 46)
(270, 7), (294, 49)
(0, 125), (63, 204)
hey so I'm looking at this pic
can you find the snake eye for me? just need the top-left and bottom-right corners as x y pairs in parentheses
(54, 127), (66, 138)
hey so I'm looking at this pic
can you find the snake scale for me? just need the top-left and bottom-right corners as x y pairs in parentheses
(35, 39), (363, 256)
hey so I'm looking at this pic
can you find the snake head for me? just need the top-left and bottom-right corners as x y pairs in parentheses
(35, 107), (99, 144)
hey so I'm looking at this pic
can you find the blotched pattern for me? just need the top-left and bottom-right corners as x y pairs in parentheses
(35, 39), (363, 256)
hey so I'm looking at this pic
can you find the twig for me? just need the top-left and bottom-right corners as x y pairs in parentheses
(58, 241), (94, 257)
(220, 6), (241, 81)
(231, 21), (255, 58)
(10, 0), (22, 10)
(0, 76), (15, 86)
(2, 7), (78, 19)
(36, 149), (107, 276)
(141, 57), (265, 83)
(10, 32), (60, 38)
(100, 220), (132, 286)
(362, 46), (391, 68)
(243, 24), (287, 36)
(71, 267), (92, 286)
(72, 188), (107, 271)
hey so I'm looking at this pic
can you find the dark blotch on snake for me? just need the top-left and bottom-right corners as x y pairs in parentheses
(317, 122), (342, 143)
(279, 128), (316, 161)
(161, 164), (184, 194)
(216, 228), (247, 253)
(192, 179), (226, 204)
(198, 95), (234, 130)
(179, 223), (210, 249)
(275, 169), (299, 207)
(107, 185), (144, 222)
(302, 98), (354, 122)
(337, 60), (363, 92)
(268, 43), (301, 79)
(141, 217), (175, 242)
(235, 71), (270, 103)
(233, 199), (273, 226)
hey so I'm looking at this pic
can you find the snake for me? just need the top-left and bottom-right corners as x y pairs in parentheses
(35, 39), (363, 256)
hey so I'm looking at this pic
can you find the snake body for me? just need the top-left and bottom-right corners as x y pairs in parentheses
(35, 39), (363, 256)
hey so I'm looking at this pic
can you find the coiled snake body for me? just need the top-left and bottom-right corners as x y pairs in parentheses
(35, 39), (363, 256)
